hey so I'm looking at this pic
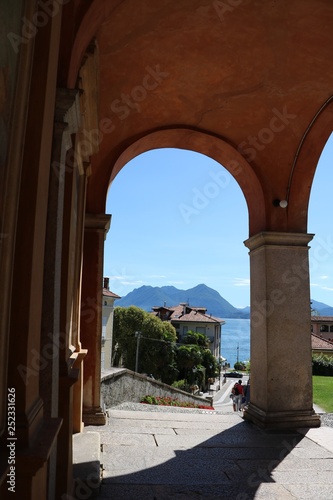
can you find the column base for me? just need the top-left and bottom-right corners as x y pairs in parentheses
(83, 407), (106, 426)
(243, 403), (321, 430)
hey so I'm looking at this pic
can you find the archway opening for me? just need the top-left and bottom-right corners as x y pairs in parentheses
(103, 147), (250, 374)
(308, 132), (333, 314)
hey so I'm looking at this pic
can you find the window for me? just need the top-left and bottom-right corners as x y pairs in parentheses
(196, 327), (206, 335)
(320, 325), (329, 332)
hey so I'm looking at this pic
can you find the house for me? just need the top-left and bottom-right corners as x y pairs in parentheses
(152, 303), (225, 359)
(101, 278), (121, 371)
(311, 333), (333, 358)
(311, 316), (333, 342)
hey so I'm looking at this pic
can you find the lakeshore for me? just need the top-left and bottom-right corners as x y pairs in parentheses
(221, 318), (250, 367)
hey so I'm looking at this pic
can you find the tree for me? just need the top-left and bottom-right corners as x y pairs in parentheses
(183, 331), (210, 348)
(176, 331), (219, 389)
(113, 306), (177, 382)
(176, 344), (203, 382)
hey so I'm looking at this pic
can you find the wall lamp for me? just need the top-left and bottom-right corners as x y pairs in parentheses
(273, 199), (288, 208)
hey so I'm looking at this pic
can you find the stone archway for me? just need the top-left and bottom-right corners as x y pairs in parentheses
(83, 127), (322, 429)
(65, 0), (333, 431)
(3, 1), (333, 497)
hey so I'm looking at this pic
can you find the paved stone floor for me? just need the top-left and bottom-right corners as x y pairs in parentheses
(83, 384), (333, 500)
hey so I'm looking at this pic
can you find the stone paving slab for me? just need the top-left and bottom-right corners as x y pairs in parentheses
(101, 431), (157, 447)
(72, 431), (101, 497)
(297, 425), (333, 454)
(86, 407), (333, 500)
(100, 424), (176, 436)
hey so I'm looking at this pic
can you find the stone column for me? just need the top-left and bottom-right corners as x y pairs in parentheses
(41, 88), (80, 420)
(81, 213), (111, 425)
(41, 88), (81, 499)
(243, 232), (320, 429)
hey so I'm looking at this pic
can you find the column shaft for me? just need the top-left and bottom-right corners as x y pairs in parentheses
(244, 232), (320, 429)
(81, 214), (111, 425)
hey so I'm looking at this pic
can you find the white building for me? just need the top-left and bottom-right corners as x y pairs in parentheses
(101, 278), (121, 371)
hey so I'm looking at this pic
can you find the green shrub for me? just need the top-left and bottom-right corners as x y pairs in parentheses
(171, 379), (187, 391)
(312, 354), (333, 376)
(140, 395), (158, 405)
(140, 395), (214, 410)
(234, 361), (246, 371)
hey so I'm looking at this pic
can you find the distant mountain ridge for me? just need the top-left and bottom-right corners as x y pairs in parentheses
(115, 283), (250, 318)
(114, 284), (333, 319)
(311, 299), (333, 316)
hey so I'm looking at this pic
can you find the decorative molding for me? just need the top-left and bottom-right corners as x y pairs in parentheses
(84, 213), (111, 234)
(244, 231), (314, 252)
(243, 402), (321, 430)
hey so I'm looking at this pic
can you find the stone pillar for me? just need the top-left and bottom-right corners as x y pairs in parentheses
(41, 88), (81, 415)
(71, 169), (89, 434)
(41, 88), (81, 499)
(81, 214), (111, 425)
(243, 232), (321, 429)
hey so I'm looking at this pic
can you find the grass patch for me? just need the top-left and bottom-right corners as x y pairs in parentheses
(313, 375), (333, 413)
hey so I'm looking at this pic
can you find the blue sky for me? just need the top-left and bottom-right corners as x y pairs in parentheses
(104, 135), (333, 309)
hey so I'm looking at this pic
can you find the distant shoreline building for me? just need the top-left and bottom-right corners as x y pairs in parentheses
(152, 302), (225, 359)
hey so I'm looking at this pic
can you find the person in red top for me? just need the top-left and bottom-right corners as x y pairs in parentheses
(233, 380), (244, 411)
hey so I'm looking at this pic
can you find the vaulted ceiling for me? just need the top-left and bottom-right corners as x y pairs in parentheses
(66, 0), (333, 233)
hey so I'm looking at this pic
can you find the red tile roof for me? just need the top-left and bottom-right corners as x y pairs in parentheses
(152, 304), (224, 324)
(311, 333), (333, 350)
(103, 288), (121, 299)
(311, 316), (333, 322)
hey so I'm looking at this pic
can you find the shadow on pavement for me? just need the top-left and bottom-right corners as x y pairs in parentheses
(96, 418), (306, 500)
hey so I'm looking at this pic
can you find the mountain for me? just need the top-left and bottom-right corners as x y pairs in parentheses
(115, 289), (333, 319)
(115, 283), (250, 318)
(311, 299), (333, 316)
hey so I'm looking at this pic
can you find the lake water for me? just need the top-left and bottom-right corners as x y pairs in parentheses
(221, 318), (250, 368)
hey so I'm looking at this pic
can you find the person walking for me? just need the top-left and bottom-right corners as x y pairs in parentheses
(234, 379), (244, 411)
(231, 379), (243, 411)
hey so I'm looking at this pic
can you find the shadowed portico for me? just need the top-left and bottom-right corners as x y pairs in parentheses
(1, 1), (333, 497)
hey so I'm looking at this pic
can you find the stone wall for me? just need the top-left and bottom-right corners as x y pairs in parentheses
(101, 369), (213, 408)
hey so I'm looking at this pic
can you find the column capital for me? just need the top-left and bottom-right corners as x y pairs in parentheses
(85, 213), (111, 235)
(244, 231), (314, 252)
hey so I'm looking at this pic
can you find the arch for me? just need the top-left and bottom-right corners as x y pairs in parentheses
(287, 97), (333, 232)
(107, 128), (266, 236)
